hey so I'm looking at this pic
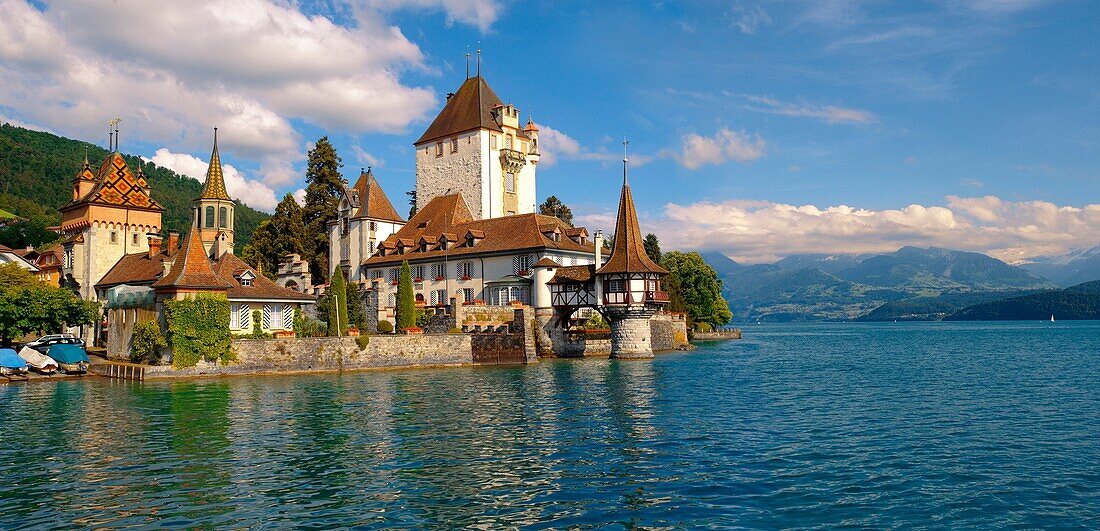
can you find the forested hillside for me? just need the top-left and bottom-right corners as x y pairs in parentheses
(944, 281), (1100, 321)
(0, 123), (267, 248)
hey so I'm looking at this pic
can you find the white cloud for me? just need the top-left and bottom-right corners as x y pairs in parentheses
(745, 95), (877, 124)
(537, 125), (657, 167)
(360, 0), (502, 32)
(656, 195), (1100, 263)
(676, 128), (765, 170)
(730, 4), (772, 35)
(293, 188), (308, 206)
(145, 148), (279, 212)
(0, 0), (438, 187)
(352, 145), (384, 168)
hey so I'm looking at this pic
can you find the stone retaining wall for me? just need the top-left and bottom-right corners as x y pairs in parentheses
(144, 334), (474, 378)
(650, 313), (690, 352)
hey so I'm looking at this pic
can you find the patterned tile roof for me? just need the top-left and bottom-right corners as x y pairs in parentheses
(63, 151), (164, 212)
(199, 130), (231, 201)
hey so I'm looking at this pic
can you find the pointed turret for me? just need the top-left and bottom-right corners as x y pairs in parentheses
(71, 150), (97, 201)
(596, 160), (668, 276)
(350, 167), (404, 223)
(152, 220), (231, 294)
(193, 128), (235, 256)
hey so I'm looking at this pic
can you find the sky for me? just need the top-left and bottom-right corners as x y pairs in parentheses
(0, 0), (1097, 263)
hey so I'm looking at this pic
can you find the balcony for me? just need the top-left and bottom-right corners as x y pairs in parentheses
(499, 148), (527, 173)
(602, 291), (670, 306)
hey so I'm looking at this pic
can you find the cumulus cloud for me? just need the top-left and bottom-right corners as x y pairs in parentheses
(145, 148), (279, 212)
(293, 188), (308, 206)
(676, 128), (765, 169)
(360, 0), (502, 32)
(0, 0), (438, 186)
(744, 95), (877, 124)
(656, 195), (1100, 264)
(352, 145), (384, 168)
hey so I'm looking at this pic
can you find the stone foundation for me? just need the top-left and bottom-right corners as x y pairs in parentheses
(609, 316), (655, 359)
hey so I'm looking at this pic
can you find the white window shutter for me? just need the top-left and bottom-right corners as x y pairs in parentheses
(262, 304), (272, 329)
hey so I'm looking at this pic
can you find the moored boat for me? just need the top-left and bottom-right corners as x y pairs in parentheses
(47, 344), (90, 374)
(0, 348), (29, 376)
(18, 346), (58, 374)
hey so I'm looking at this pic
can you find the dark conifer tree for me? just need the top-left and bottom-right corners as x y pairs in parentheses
(302, 136), (344, 281)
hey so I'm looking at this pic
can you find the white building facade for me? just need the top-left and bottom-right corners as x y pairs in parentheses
(329, 168), (405, 282)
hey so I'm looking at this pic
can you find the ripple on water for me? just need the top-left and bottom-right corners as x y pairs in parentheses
(1, 321), (1099, 528)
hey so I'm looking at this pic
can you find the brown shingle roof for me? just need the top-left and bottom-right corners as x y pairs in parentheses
(596, 182), (668, 276)
(533, 257), (561, 268)
(96, 248), (178, 288)
(350, 168), (404, 223)
(212, 253), (314, 301)
(152, 227), (230, 290)
(415, 76), (503, 145)
(363, 195), (595, 266)
(549, 265), (595, 284)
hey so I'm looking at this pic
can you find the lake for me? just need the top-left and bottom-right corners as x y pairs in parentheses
(2, 321), (1098, 528)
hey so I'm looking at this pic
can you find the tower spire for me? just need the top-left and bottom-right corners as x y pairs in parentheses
(622, 137), (630, 186)
(466, 51), (471, 79)
(476, 48), (481, 77)
(199, 127), (231, 200)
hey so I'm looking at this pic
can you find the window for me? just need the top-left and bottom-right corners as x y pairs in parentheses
(239, 304), (252, 330)
(388, 293), (396, 306)
(369, 221), (377, 231)
(240, 273), (253, 287)
(451, 138), (458, 153)
(430, 263), (445, 279)
(340, 241), (350, 262)
(341, 218), (349, 236)
(490, 135), (498, 149)
(131, 233), (138, 245)
(506, 134), (514, 150)
(205, 206), (215, 228)
(371, 269), (383, 280)
(109, 231), (118, 244)
(459, 262), (474, 279)
(219, 207), (228, 228)
(430, 289), (447, 305)
(64, 249), (74, 269)
(608, 279), (626, 292)
(436, 142), (443, 157)
(368, 241), (376, 255)
(462, 288), (474, 303)
(513, 254), (532, 275)
(505, 172), (515, 193)
(230, 304), (239, 329)
(389, 268), (399, 282)
(411, 265), (425, 280)
(262, 303), (289, 330)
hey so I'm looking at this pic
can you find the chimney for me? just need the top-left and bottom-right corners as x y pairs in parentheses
(167, 231), (180, 252)
(147, 235), (162, 258)
(594, 230), (604, 266)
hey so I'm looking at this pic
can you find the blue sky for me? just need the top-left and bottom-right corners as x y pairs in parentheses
(1, 0), (1097, 262)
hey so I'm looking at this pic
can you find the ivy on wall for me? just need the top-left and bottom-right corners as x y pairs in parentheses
(164, 295), (234, 368)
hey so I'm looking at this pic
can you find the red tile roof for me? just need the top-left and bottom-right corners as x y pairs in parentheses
(213, 253), (314, 301)
(596, 182), (668, 276)
(152, 228), (230, 290)
(363, 194), (595, 266)
(349, 168), (404, 223)
(96, 247), (178, 288)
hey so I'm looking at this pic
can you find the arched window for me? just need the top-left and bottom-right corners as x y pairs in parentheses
(205, 206), (215, 228)
(219, 207), (228, 228)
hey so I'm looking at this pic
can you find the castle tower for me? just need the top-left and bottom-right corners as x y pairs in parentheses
(194, 128), (234, 257)
(595, 151), (669, 359)
(59, 136), (164, 303)
(330, 167), (405, 281)
(414, 71), (539, 220)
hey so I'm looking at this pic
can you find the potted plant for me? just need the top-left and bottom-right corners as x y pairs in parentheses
(434, 275), (445, 281)
(460, 275), (472, 281)
(346, 327), (360, 337)
(401, 326), (423, 335)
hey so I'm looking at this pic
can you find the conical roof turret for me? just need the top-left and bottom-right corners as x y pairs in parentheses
(199, 128), (231, 201)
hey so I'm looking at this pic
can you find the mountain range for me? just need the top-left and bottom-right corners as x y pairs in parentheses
(700, 246), (1096, 322)
(1016, 245), (1100, 287)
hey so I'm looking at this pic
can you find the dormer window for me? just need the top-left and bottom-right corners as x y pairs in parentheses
(238, 270), (256, 287)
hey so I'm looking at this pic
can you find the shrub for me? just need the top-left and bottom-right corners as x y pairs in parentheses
(695, 322), (713, 333)
(582, 313), (609, 330)
(165, 295), (235, 368)
(377, 320), (394, 334)
(415, 309), (432, 328)
(130, 320), (166, 365)
(241, 309), (273, 339)
(356, 335), (370, 350)
(447, 327), (464, 334)
(293, 308), (327, 337)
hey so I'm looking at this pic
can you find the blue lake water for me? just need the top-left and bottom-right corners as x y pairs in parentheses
(1, 321), (1099, 528)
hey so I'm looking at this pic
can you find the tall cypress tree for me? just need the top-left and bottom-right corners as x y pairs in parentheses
(240, 193), (307, 279)
(346, 280), (365, 330)
(328, 268), (347, 336)
(395, 260), (416, 330)
(302, 136), (344, 282)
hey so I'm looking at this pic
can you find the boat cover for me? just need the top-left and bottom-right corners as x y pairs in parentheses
(18, 347), (57, 370)
(0, 348), (28, 370)
(48, 344), (90, 364)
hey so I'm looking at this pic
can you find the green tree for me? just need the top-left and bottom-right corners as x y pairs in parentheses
(660, 251), (732, 328)
(240, 193), (308, 279)
(406, 189), (418, 219)
(0, 215), (60, 249)
(0, 263), (99, 346)
(327, 269), (347, 336)
(346, 280), (365, 330)
(130, 320), (166, 365)
(395, 260), (416, 330)
(301, 136), (344, 282)
(539, 195), (573, 225)
(643, 233), (661, 264)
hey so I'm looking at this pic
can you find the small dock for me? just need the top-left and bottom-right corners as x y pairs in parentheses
(693, 328), (742, 341)
(89, 362), (145, 381)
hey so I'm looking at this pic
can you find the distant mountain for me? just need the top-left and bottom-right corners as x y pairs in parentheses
(945, 281), (1100, 321)
(0, 123), (268, 248)
(1018, 245), (1100, 287)
(701, 246), (1057, 322)
(698, 251), (742, 276)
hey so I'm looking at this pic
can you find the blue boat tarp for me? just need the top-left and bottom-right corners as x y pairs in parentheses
(48, 344), (90, 364)
(0, 348), (28, 370)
